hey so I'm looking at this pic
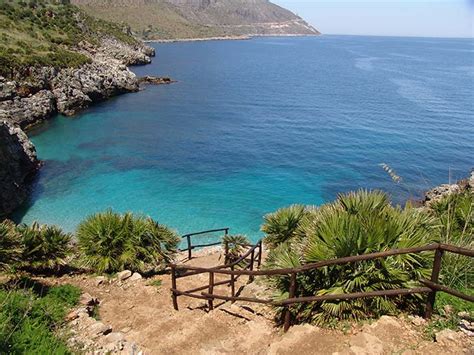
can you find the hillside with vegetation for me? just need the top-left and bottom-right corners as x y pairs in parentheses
(0, 0), (147, 77)
(71, 0), (320, 40)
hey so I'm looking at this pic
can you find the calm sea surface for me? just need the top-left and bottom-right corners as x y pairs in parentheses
(16, 36), (474, 240)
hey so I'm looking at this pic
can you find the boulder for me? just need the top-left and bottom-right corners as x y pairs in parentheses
(459, 319), (474, 336)
(95, 276), (107, 286)
(128, 272), (143, 282)
(408, 315), (426, 327)
(117, 270), (133, 281)
(138, 76), (176, 85)
(66, 310), (79, 322)
(88, 321), (112, 336)
(79, 292), (99, 306)
(104, 332), (125, 343)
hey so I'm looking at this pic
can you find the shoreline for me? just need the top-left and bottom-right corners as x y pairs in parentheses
(146, 33), (320, 44)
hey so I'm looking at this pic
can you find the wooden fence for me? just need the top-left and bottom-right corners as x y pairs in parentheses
(180, 228), (230, 260)
(170, 242), (473, 331)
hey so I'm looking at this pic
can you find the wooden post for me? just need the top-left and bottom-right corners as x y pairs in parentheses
(284, 272), (297, 332)
(249, 249), (255, 283)
(171, 265), (179, 311)
(225, 228), (229, 236)
(230, 265), (236, 301)
(208, 271), (215, 311)
(425, 248), (444, 319)
(187, 235), (192, 260)
(257, 240), (263, 267)
(224, 241), (229, 265)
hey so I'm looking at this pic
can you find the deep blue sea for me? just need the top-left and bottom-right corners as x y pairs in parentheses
(16, 36), (474, 240)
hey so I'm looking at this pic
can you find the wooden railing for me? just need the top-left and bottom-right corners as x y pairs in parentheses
(170, 243), (473, 331)
(171, 239), (263, 311)
(180, 228), (229, 260)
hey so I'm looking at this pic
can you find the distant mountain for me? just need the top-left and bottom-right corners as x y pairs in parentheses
(71, 0), (320, 40)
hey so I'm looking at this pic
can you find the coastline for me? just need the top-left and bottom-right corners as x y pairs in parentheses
(146, 33), (320, 43)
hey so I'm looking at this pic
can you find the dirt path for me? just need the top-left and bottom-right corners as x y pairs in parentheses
(48, 249), (473, 354)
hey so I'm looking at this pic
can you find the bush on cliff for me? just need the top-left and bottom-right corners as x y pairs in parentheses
(263, 190), (437, 325)
(0, 220), (22, 271)
(77, 210), (180, 274)
(222, 234), (250, 264)
(0, 0), (139, 78)
(0, 281), (80, 354)
(261, 204), (308, 248)
(429, 191), (473, 290)
(17, 222), (72, 271)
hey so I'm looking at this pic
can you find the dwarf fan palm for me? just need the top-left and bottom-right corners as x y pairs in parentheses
(264, 190), (437, 325)
(17, 222), (72, 271)
(222, 234), (250, 264)
(77, 210), (179, 274)
(0, 220), (22, 271)
(261, 204), (308, 248)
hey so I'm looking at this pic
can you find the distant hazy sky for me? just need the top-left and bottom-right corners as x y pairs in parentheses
(274, 0), (474, 38)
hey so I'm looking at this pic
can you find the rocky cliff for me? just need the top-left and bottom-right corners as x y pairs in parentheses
(0, 1), (155, 217)
(0, 41), (153, 127)
(71, 0), (319, 40)
(0, 1), (155, 128)
(0, 121), (40, 218)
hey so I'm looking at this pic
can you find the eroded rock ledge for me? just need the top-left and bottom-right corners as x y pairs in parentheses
(0, 121), (40, 218)
(0, 38), (155, 129)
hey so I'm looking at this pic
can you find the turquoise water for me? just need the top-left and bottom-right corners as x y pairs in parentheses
(16, 36), (474, 240)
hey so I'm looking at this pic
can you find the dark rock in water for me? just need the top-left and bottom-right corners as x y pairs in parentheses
(0, 121), (40, 218)
(138, 76), (177, 85)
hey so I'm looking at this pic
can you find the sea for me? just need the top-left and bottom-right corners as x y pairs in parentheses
(15, 35), (474, 242)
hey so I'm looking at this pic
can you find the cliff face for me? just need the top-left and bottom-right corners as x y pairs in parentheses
(0, 121), (40, 218)
(71, 0), (320, 40)
(0, 40), (152, 128)
(0, 1), (156, 217)
(0, 1), (155, 128)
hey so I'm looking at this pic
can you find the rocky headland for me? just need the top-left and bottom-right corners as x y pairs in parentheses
(0, 2), (157, 217)
(0, 39), (154, 128)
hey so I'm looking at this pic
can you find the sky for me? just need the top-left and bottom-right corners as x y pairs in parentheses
(274, 0), (474, 38)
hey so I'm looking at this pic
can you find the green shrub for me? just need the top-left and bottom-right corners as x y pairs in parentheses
(0, 283), (80, 354)
(222, 234), (250, 263)
(0, 220), (22, 271)
(261, 205), (308, 248)
(428, 191), (473, 290)
(17, 222), (72, 271)
(264, 190), (437, 325)
(77, 210), (179, 274)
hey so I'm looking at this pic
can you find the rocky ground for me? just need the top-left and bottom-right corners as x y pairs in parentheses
(37, 249), (473, 355)
(423, 170), (474, 206)
(0, 38), (154, 129)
